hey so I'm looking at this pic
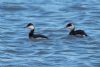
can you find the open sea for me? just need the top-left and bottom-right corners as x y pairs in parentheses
(0, 0), (100, 67)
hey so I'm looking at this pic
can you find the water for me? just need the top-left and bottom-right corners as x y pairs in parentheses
(0, 0), (100, 67)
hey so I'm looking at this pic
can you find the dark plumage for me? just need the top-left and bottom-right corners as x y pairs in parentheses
(66, 23), (88, 36)
(29, 29), (48, 39)
(69, 29), (88, 36)
(26, 23), (33, 27)
(26, 23), (48, 39)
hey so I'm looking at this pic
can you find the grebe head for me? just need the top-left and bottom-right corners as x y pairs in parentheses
(66, 23), (75, 31)
(26, 23), (35, 30)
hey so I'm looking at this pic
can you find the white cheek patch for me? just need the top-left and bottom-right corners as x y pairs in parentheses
(28, 25), (35, 30)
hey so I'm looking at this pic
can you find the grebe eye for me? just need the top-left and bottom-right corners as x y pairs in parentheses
(67, 23), (72, 27)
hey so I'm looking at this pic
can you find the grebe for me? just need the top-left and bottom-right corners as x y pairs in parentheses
(25, 23), (48, 39)
(66, 23), (88, 36)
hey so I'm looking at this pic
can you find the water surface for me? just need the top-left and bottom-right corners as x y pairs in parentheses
(0, 0), (100, 67)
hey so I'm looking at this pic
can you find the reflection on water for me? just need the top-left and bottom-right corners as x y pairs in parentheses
(0, 0), (100, 67)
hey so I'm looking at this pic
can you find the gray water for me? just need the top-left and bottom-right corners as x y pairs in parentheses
(0, 0), (100, 67)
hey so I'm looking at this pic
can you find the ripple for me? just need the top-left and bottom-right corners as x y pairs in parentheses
(0, 0), (100, 67)
(0, 3), (27, 12)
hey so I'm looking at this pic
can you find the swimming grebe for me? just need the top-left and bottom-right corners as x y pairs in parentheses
(66, 23), (88, 36)
(25, 23), (48, 39)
